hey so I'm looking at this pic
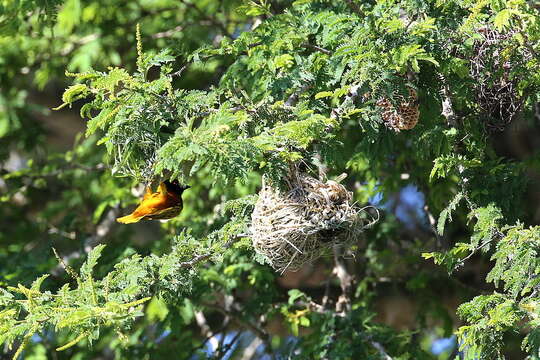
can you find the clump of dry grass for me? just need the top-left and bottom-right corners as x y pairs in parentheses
(470, 26), (532, 131)
(251, 169), (377, 273)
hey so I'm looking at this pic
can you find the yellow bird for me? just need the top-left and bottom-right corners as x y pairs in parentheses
(116, 180), (190, 224)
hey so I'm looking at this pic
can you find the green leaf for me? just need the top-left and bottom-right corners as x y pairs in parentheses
(288, 289), (306, 305)
(315, 91), (333, 99)
(274, 54), (295, 69)
(493, 9), (512, 31)
(80, 245), (106, 279)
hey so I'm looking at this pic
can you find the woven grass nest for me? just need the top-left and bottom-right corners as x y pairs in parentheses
(469, 26), (532, 131)
(251, 171), (377, 273)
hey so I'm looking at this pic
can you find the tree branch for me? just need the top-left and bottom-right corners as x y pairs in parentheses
(370, 340), (394, 360)
(424, 204), (443, 248)
(302, 43), (331, 55)
(240, 336), (264, 360)
(179, 253), (212, 268)
(439, 74), (457, 127)
(195, 311), (220, 351)
(333, 245), (354, 314)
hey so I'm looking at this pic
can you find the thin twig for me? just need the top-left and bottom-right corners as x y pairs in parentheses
(179, 253), (212, 268)
(330, 83), (361, 119)
(152, 25), (186, 39)
(370, 340), (394, 360)
(302, 43), (331, 55)
(295, 300), (344, 317)
(321, 276), (332, 308)
(213, 331), (242, 359)
(240, 336), (264, 360)
(51, 206), (120, 276)
(424, 204), (442, 248)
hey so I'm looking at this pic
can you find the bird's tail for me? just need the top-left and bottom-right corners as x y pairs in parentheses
(116, 214), (144, 224)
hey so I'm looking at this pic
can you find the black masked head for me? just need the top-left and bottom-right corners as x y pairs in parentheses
(164, 180), (190, 195)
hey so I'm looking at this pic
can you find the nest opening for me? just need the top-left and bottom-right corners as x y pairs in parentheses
(251, 171), (377, 273)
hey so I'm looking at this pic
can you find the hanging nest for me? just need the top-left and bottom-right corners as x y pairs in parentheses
(469, 26), (531, 131)
(376, 86), (419, 131)
(251, 171), (377, 273)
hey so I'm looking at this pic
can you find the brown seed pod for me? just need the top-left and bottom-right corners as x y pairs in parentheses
(376, 87), (419, 131)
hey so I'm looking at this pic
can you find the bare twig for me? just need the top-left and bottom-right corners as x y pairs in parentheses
(60, 34), (99, 56)
(321, 276), (332, 308)
(214, 331), (242, 359)
(179, 253), (212, 268)
(16, 163), (107, 180)
(302, 43), (331, 55)
(179, 0), (230, 36)
(424, 204), (442, 248)
(152, 25), (185, 39)
(152, 21), (217, 39)
(169, 64), (188, 79)
(295, 300), (344, 317)
(370, 340), (394, 360)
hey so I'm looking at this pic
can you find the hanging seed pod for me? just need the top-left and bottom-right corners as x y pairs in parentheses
(376, 87), (419, 131)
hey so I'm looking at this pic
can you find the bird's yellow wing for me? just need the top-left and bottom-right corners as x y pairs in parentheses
(142, 186), (153, 200)
(116, 213), (144, 224)
(117, 182), (183, 224)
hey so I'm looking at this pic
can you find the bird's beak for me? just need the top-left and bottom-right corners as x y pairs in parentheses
(182, 185), (191, 191)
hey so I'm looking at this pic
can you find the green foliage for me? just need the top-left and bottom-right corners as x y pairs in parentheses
(488, 224), (540, 299)
(0, 231), (214, 356)
(2, 0), (540, 358)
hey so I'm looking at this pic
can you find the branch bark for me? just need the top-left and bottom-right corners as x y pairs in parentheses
(240, 336), (264, 360)
(370, 340), (394, 360)
(195, 311), (220, 351)
(439, 74), (458, 127)
(302, 43), (331, 55)
(333, 245), (354, 314)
